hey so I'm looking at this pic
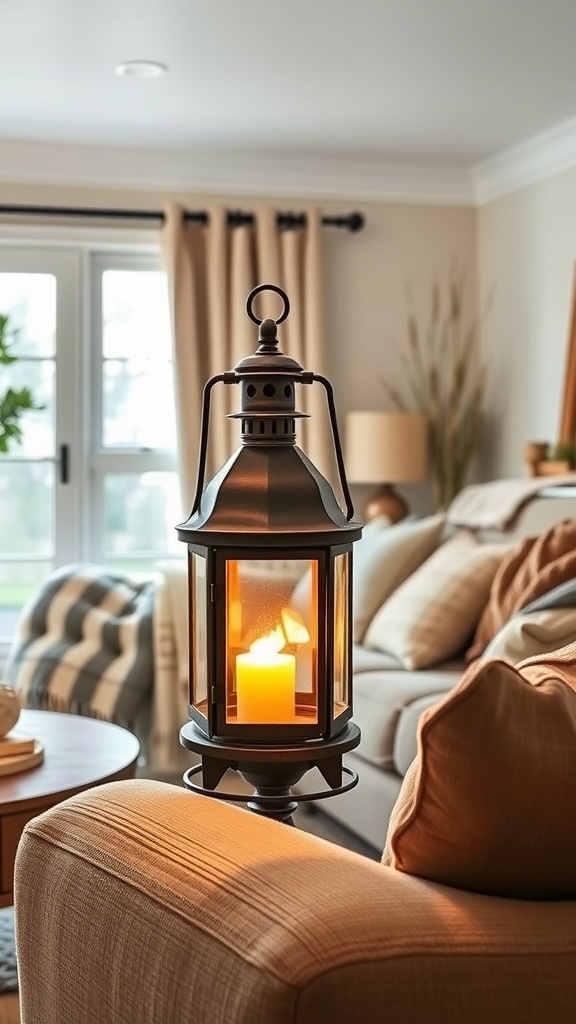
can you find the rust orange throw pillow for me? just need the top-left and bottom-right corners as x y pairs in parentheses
(466, 519), (576, 662)
(383, 642), (576, 898)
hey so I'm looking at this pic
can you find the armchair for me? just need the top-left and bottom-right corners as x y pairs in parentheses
(14, 779), (576, 1024)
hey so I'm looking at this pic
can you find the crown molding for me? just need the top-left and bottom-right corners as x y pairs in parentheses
(3, 123), (576, 210)
(0, 138), (474, 206)
(473, 116), (576, 203)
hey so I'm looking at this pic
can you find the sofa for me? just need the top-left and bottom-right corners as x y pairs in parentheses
(7, 481), (576, 858)
(316, 483), (576, 852)
(14, 768), (576, 1024)
(11, 484), (576, 1022)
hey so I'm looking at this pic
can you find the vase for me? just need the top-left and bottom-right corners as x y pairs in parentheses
(0, 684), (20, 738)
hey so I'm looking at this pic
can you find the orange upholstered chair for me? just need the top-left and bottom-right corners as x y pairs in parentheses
(13, 778), (576, 1024)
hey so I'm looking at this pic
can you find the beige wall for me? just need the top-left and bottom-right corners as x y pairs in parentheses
(0, 181), (477, 514)
(477, 167), (576, 479)
(324, 199), (477, 514)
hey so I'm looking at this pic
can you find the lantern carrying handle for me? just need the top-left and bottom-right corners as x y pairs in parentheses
(312, 373), (355, 522)
(246, 283), (290, 326)
(190, 373), (227, 517)
(190, 371), (355, 522)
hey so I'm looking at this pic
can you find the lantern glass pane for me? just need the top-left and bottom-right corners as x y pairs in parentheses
(225, 558), (318, 725)
(333, 551), (350, 717)
(190, 550), (208, 716)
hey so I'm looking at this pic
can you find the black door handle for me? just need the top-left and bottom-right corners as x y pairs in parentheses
(59, 443), (70, 484)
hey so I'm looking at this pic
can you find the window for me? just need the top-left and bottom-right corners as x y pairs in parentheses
(0, 246), (179, 642)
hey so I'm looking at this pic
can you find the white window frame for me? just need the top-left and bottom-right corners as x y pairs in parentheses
(86, 251), (176, 566)
(0, 229), (178, 649)
(0, 246), (84, 566)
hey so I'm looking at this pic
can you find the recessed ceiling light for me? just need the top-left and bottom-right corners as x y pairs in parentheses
(115, 60), (168, 79)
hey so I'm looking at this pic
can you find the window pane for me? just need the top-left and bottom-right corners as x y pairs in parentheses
(0, 273), (56, 357)
(0, 463), (53, 557)
(103, 471), (181, 559)
(102, 270), (171, 360)
(0, 560), (53, 640)
(333, 551), (350, 717)
(0, 271), (56, 459)
(190, 550), (208, 712)
(102, 359), (175, 448)
(226, 558), (318, 725)
(1, 358), (54, 458)
(100, 270), (175, 449)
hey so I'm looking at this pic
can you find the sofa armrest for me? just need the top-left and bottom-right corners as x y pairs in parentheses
(15, 780), (576, 1024)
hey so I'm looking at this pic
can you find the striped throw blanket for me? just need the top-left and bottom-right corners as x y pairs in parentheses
(6, 564), (155, 733)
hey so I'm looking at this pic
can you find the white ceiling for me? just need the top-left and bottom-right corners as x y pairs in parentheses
(2, 0), (576, 199)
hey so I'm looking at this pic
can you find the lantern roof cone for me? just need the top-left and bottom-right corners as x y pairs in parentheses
(178, 443), (361, 546)
(177, 284), (362, 548)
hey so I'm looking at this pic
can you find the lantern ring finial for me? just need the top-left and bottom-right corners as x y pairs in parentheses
(246, 284), (290, 326)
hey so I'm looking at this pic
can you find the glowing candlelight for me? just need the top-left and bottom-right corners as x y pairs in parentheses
(281, 607), (311, 645)
(236, 626), (295, 724)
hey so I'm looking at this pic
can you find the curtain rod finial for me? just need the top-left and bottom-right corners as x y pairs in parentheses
(348, 212), (364, 232)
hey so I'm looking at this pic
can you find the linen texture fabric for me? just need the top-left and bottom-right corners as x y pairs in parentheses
(445, 475), (576, 530)
(466, 518), (576, 661)
(351, 512), (445, 642)
(14, 779), (576, 1024)
(383, 641), (576, 898)
(290, 512), (445, 644)
(161, 202), (331, 514)
(484, 606), (576, 664)
(364, 531), (509, 668)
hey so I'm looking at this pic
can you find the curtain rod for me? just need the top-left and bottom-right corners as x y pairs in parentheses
(0, 204), (364, 232)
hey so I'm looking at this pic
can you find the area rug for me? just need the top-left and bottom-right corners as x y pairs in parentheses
(0, 910), (16, 993)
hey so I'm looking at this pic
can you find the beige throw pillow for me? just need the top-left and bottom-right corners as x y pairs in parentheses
(351, 513), (445, 643)
(483, 607), (576, 664)
(364, 531), (509, 668)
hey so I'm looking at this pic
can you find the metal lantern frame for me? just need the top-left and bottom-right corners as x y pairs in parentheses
(185, 541), (353, 744)
(178, 285), (362, 821)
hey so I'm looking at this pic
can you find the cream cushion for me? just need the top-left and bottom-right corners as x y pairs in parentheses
(364, 531), (509, 669)
(383, 642), (576, 899)
(352, 665), (461, 771)
(484, 606), (576, 664)
(290, 512), (445, 643)
(351, 513), (445, 642)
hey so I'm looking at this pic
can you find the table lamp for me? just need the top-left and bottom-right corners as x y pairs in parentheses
(345, 410), (428, 523)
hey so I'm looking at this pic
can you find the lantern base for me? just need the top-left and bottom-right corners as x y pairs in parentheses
(180, 721), (361, 826)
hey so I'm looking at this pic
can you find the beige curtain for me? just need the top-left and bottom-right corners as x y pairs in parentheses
(161, 202), (332, 517)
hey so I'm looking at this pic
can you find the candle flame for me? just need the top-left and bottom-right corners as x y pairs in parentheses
(247, 609), (310, 660)
(281, 608), (311, 645)
(249, 625), (286, 657)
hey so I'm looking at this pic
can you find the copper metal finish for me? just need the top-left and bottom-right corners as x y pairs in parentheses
(179, 284), (362, 822)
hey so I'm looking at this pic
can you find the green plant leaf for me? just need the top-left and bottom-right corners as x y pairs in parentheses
(0, 312), (43, 453)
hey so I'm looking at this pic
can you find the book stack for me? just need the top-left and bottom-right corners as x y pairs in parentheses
(0, 732), (44, 777)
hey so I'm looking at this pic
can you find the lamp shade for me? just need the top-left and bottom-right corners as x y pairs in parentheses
(345, 411), (428, 484)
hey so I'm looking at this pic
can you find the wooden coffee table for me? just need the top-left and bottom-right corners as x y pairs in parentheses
(0, 708), (140, 907)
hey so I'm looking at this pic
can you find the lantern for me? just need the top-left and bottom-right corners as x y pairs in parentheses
(179, 285), (362, 821)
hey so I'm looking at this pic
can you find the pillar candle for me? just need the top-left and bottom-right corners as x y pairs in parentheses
(236, 649), (295, 723)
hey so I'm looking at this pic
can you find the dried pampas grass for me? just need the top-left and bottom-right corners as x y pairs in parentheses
(383, 269), (490, 511)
